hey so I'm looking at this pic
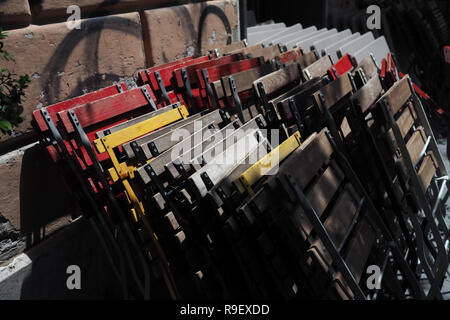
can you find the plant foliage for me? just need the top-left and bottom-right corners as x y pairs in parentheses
(0, 27), (31, 134)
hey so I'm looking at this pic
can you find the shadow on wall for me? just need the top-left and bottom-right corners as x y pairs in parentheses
(19, 145), (80, 248)
(19, 217), (124, 299)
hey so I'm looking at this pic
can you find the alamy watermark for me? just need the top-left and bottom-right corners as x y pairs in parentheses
(366, 265), (381, 290)
(66, 265), (81, 290)
(66, 5), (81, 30)
(366, 5), (381, 30)
(169, 121), (281, 176)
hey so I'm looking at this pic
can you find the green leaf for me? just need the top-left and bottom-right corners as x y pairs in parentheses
(0, 119), (12, 132)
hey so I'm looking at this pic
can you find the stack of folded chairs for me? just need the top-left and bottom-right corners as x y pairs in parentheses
(32, 22), (450, 300)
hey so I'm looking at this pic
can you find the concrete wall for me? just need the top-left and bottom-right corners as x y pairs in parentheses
(0, 218), (123, 299)
(0, 0), (240, 298)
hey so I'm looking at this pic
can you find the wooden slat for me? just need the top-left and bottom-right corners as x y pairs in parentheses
(174, 54), (241, 88)
(294, 51), (318, 68)
(254, 63), (300, 97)
(354, 36), (390, 67)
(123, 113), (204, 158)
(211, 139), (271, 206)
(247, 45), (281, 61)
(418, 152), (437, 190)
(199, 57), (262, 87)
(337, 32), (375, 58)
(343, 219), (376, 283)
(165, 120), (240, 180)
(396, 102), (417, 138)
(313, 73), (353, 111)
(227, 44), (263, 57)
(139, 113), (222, 160)
(322, 184), (360, 247)
(58, 85), (153, 134)
(276, 77), (327, 123)
(332, 219), (376, 299)
(277, 129), (334, 193)
(306, 162), (345, 218)
(136, 122), (217, 182)
(340, 117), (352, 138)
(323, 33), (360, 63)
(187, 131), (261, 199)
(33, 83), (126, 132)
(351, 75), (383, 113)
(212, 80), (225, 99)
(379, 75), (411, 116)
(95, 104), (178, 139)
(221, 63), (276, 96)
(137, 55), (194, 86)
(406, 127), (426, 164)
(353, 55), (378, 81)
(236, 132), (302, 194)
(214, 40), (246, 55)
(312, 29), (352, 54)
(286, 163), (345, 244)
(148, 55), (210, 88)
(277, 47), (303, 64)
(303, 55), (333, 79)
(193, 116), (265, 166)
(306, 184), (362, 278)
(248, 23), (286, 34)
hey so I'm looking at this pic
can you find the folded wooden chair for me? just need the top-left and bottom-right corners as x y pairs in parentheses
(137, 55), (211, 106)
(302, 55), (333, 80)
(32, 83), (127, 163)
(216, 63), (277, 123)
(200, 57), (264, 109)
(253, 63), (303, 126)
(352, 54), (379, 89)
(173, 54), (242, 111)
(236, 128), (423, 299)
(371, 75), (450, 299)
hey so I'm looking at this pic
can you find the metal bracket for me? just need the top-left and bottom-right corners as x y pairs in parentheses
(141, 86), (157, 111)
(255, 116), (264, 129)
(197, 155), (207, 167)
(229, 76), (245, 124)
(304, 69), (312, 80)
(154, 71), (171, 105)
(313, 50), (320, 61)
(130, 141), (147, 164)
(277, 43), (284, 53)
(256, 82), (274, 124)
(173, 158), (187, 177)
(147, 141), (160, 158)
(219, 108), (231, 125)
(214, 48), (220, 58)
(144, 163), (164, 193)
(288, 98), (304, 133)
(318, 92), (345, 152)
(181, 68), (198, 111)
(116, 84), (124, 93)
(216, 186), (228, 203)
(202, 69), (219, 109)
(348, 73), (358, 93)
(201, 172), (214, 191)
(257, 56), (265, 65)
(144, 69), (152, 84)
(274, 59), (282, 70)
